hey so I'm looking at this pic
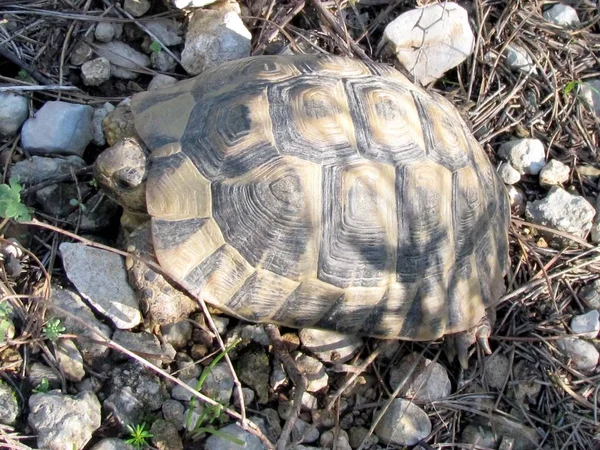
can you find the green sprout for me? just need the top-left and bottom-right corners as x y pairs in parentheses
(0, 178), (32, 222)
(149, 40), (162, 53)
(125, 423), (153, 449)
(564, 80), (581, 96)
(17, 69), (29, 81)
(43, 318), (65, 342)
(33, 377), (50, 393)
(69, 198), (87, 212)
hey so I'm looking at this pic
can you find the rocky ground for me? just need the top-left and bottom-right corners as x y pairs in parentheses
(0, 0), (599, 449)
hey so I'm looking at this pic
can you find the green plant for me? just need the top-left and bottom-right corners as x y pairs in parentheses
(17, 69), (29, 81)
(43, 317), (65, 342)
(33, 377), (50, 393)
(149, 40), (162, 53)
(0, 302), (13, 343)
(69, 198), (87, 212)
(125, 422), (153, 449)
(0, 178), (31, 222)
(564, 80), (581, 96)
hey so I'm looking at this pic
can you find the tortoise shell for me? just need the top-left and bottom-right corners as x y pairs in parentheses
(130, 54), (509, 341)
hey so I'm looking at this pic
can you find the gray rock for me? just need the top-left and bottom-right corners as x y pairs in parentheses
(539, 159), (570, 188)
(124, 0), (150, 17)
(146, 19), (183, 46)
(181, 8), (251, 75)
(60, 243), (142, 329)
(162, 399), (185, 430)
(292, 418), (320, 444)
(205, 423), (268, 450)
(0, 381), (19, 425)
(35, 181), (85, 217)
(507, 185), (526, 215)
(171, 377), (199, 402)
(92, 102), (115, 146)
(71, 42), (93, 66)
(270, 360), (287, 391)
(237, 349), (270, 403)
(112, 330), (171, 365)
(389, 352), (451, 402)
(28, 391), (101, 450)
(0, 92), (29, 136)
(570, 310), (600, 338)
(581, 79), (600, 119)
(483, 352), (510, 389)
(373, 399), (431, 446)
(525, 186), (595, 240)
(21, 102), (93, 156)
(382, 2), (474, 84)
(293, 352), (328, 392)
(173, 0), (219, 7)
(498, 162), (521, 185)
(81, 57), (111, 86)
(201, 362), (235, 404)
(212, 316), (230, 334)
(162, 321), (192, 350)
(175, 353), (201, 379)
(556, 337), (599, 371)
(592, 194), (600, 243)
(462, 424), (498, 448)
(580, 279), (600, 309)
(27, 362), (61, 391)
(94, 41), (150, 80)
(348, 427), (378, 449)
(151, 50), (177, 72)
(505, 44), (537, 74)
(151, 419), (183, 450)
(56, 338), (86, 382)
(148, 74), (178, 90)
(94, 22), (116, 42)
(234, 387), (256, 409)
(230, 324), (270, 346)
(90, 438), (136, 450)
(543, 4), (580, 28)
(48, 286), (112, 368)
(299, 329), (362, 363)
(499, 139), (546, 175)
(250, 408), (281, 444)
(9, 155), (85, 185)
(511, 360), (542, 405)
(319, 429), (351, 450)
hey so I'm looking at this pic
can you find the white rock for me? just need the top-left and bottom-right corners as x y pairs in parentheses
(580, 280), (600, 309)
(498, 162), (521, 185)
(151, 50), (177, 72)
(543, 4), (580, 28)
(90, 438), (136, 450)
(124, 0), (150, 17)
(94, 22), (116, 42)
(92, 102), (115, 146)
(56, 339), (86, 382)
(570, 310), (600, 338)
(148, 74), (178, 90)
(525, 186), (595, 239)
(539, 159), (570, 188)
(581, 80), (600, 119)
(556, 337), (599, 371)
(505, 44), (537, 74)
(507, 185), (526, 215)
(0, 92), (29, 136)
(94, 41), (150, 80)
(146, 19), (183, 46)
(81, 57), (111, 86)
(181, 8), (251, 75)
(173, 0), (219, 8)
(499, 139), (546, 175)
(389, 352), (451, 402)
(59, 243), (142, 329)
(382, 2), (474, 85)
(374, 399), (431, 446)
(299, 329), (363, 363)
(293, 352), (328, 392)
(21, 101), (93, 156)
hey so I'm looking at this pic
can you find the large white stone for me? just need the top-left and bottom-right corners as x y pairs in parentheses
(543, 4), (580, 28)
(382, 2), (474, 84)
(499, 139), (546, 175)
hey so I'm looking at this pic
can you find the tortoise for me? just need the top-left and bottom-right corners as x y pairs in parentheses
(95, 54), (510, 367)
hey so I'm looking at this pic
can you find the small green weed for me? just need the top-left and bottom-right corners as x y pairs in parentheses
(564, 80), (581, 96)
(149, 40), (162, 53)
(0, 178), (32, 222)
(33, 377), (50, 393)
(125, 422), (153, 449)
(43, 317), (65, 342)
(17, 69), (30, 81)
(69, 198), (87, 212)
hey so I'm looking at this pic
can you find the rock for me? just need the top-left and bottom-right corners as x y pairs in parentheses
(251, 408), (281, 444)
(581, 80), (600, 119)
(148, 74), (178, 90)
(539, 159), (570, 188)
(234, 387), (256, 409)
(592, 194), (600, 243)
(580, 279), (600, 309)
(570, 310), (600, 338)
(176, 353), (201, 379)
(181, 8), (251, 75)
(348, 426), (378, 449)
(0, 381), (19, 425)
(373, 399), (431, 446)
(462, 424), (498, 448)
(151, 50), (177, 72)
(0, 92), (29, 136)
(505, 44), (537, 74)
(543, 4), (580, 28)
(60, 243), (142, 329)
(56, 338), (86, 382)
(476, 415), (540, 450)
(173, 0), (219, 8)
(483, 352), (510, 389)
(292, 418), (320, 444)
(94, 41), (151, 80)
(212, 316), (230, 334)
(270, 360), (287, 391)
(151, 419), (183, 450)
(94, 22), (116, 42)
(389, 352), (451, 402)
(511, 360), (542, 405)
(161, 321), (192, 350)
(229, 324), (270, 346)
(27, 362), (61, 391)
(498, 162), (521, 185)
(8, 155), (85, 185)
(320, 429), (351, 450)
(171, 377), (199, 402)
(507, 185), (526, 215)
(92, 102), (115, 146)
(237, 349), (270, 403)
(28, 391), (101, 450)
(556, 337), (599, 371)
(112, 330), (171, 365)
(48, 286), (112, 368)
(90, 438), (136, 450)
(525, 186), (595, 240)
(146, 19), (183, 46)
(70, 42), (93, 66)
(81, 57), (111, 86)
(293, 352), (328, 392)
(201, 362), (235, 404)
(499, 139), (546, 175)
(205, 423), (267, 450)
(21, 102), (93, 156)
(124, 0), (150, 17)
(299, 329), (362, 363)
(162, 399), (185, 430)
(382, 2), (474, 85)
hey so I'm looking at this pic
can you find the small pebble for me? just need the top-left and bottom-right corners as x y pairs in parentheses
(539, 160), (570, 188)
(292, 418), (320, 444)
(293, 352), (328, 392)
(0, 381), (20, 425)
(581, 80), (600, 119)
(499, 139), (546, 175)
(94, 22), (116, 42)
(483, 352), (510, 389)
(374, 399), (431, 446)
(0, 92), (29, 136)
(505, 44), (537, 74)
(580, 280), (600, 309)
(507, 185), (526, 215)
(81, 58), (111, 86)
(205, 423), (268, 450)
(162, 399), (185, 430)
(556, 337), (599, 371)
(299, 329), (363, 363)
(498, 162), (521, 185)
(389, 352), (451, 402)
(570, 310), (600, 338)
(71, 42), (93, 66)
(161, 321), (192, 349)
(124, 0), (151, 17)
(543, 4), (580, 28)
(148, 74), (178, 90)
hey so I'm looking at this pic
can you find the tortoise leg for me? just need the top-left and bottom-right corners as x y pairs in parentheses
(446, 309), (495, 368)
